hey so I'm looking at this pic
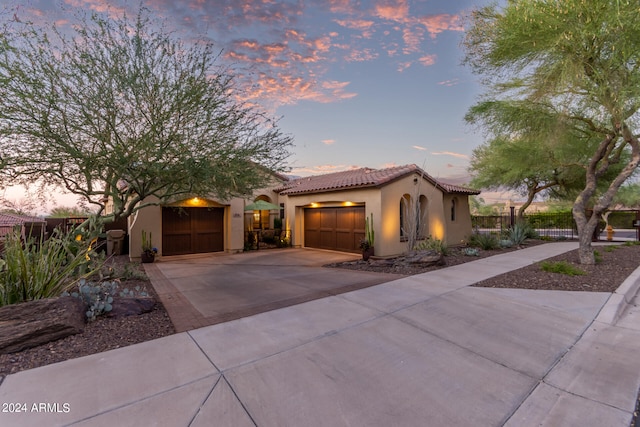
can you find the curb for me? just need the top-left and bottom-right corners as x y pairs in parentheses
(595, 264), (640, 325)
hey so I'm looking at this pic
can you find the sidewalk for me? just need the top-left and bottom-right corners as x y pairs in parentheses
(1, 242), (639, 426)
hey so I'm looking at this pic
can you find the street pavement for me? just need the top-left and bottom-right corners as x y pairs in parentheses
(1, 242), (639, 426)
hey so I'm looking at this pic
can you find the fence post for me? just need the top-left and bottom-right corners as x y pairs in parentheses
(510, 206), (515, 228)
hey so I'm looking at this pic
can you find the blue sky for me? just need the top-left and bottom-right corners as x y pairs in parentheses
(5, 0), (504, 211)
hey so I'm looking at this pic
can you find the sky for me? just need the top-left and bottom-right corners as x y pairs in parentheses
(3, 0), (508, 213)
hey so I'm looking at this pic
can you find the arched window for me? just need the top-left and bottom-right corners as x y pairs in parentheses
(451, 198), (457, 222)
(400, 194), (411, 239)
(419, 195), (428, 238)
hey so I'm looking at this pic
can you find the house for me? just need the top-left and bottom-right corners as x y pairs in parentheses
(0, 213), (46, 240)
(127, 164), (480, 260)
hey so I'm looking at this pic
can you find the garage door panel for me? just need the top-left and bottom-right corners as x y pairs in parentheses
(163, 207), (224, 256)
(304, 206), (365, 253)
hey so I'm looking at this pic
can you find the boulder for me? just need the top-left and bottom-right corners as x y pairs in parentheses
(406, 250), (446, 267)
(0, 297), (86, 354)
(108, 297), (156, 318)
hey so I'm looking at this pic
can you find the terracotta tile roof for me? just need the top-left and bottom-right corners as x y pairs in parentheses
(0, 213), (45, 226)
(276, 164), (480, 196)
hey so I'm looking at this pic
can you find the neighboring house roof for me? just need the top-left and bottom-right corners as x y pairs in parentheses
(0, 213), (45, 226)
(275, 164), (481, 196)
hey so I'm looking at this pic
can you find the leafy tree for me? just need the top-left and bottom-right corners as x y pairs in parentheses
(0, 7), (292, 222)
(613, 182), (640, 208)
(47, 206), (94, 218)
(464, 0), (640, 264)
(469, 196), (502, 216)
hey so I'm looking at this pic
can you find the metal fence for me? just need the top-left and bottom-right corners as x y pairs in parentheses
(472, 210), (640, 240)
(472, 211), (578, 239)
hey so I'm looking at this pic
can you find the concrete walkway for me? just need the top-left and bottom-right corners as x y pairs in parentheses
(1, 242), (640, 426)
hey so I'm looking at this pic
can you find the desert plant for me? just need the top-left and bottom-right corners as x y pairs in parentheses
(463, 247), (480, 257)
(141, 230), (155, 254)
(414, 237), (449, 256)
(499, 239), (513, 248)
(0, 228), (100, 306)
(469, 233), (499, 250)
(505, 222), (530, 246)
(118, 284), (149, 298)
(540, 261), (586, 276)
(364, 213), (375, 248)
(64, 278), (118, 321)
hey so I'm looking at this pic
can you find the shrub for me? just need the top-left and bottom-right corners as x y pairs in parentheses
(500, 239), (513, 248)
(540, 261), (586, 276)
(463, 247), (480, 257)
(469, 233), (499, 250)
(504, 222), (533, 246)
(0, 228), (101, 307)
(414, 238), (449, 256)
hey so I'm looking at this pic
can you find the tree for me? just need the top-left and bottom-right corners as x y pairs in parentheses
(0, 7), (292, 222)
(464, 0), (640, 264)
(47, 206), (95, 218)
(467, 101), (627, 219)
(613, 182), (640, 208)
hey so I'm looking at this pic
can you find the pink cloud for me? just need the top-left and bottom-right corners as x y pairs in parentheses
(438, 78), (460, 87)
(322, 139), (336, 145)
(418, 54), (436, 67)
(397, 61), (412, 72)
(291, 164), (362, 176)
(334, 19), (375, 32)
(374, 0), (409, 22)
(417, 14), (464, 38)
(345, 48), (378, 62)
(432, 151), (469, 160)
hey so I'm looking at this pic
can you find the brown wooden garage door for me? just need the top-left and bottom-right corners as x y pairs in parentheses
(304, 207), (365, 253)
(162, 207), (224, 256)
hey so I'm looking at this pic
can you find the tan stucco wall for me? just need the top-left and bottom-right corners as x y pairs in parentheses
(282, 174), (474, 257)
(443, 194), (474, 246)
(128, 196), (162, 261)
(126, 174), (474, 260)
(282, 188), (382, 250)
(379, 174), (448, 256)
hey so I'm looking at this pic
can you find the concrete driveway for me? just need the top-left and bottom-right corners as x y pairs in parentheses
(2, 243), (640, 426)
(144, 248), (402, 332)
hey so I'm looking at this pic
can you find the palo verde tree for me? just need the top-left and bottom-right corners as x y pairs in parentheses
(0, 7), (292, 221)
(464, 0), (640, 264)
(467, 101), (627, 220)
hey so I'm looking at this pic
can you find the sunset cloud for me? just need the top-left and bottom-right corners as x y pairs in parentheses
(322, 139), (336, 145)
(431, 151), (469, 160)
(412, 145), (428, 151)
(291, 164), (361, 176)
(438, 78), (460, 87)
(17, 0), (467, 110)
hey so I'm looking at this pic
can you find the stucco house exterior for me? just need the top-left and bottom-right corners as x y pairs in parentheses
(127, 164), (480, 260)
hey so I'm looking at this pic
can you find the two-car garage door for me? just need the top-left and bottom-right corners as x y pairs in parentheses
(162, 207), (224, 256)
(304, 207), (365, 253)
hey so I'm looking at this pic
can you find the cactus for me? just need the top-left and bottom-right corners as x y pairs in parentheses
(364, 213), (375, 248)
(63, 278), (119, 321)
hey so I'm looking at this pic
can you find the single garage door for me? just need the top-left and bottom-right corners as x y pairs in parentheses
(162, 207), (224, 256)
(304, 206), (365, 253)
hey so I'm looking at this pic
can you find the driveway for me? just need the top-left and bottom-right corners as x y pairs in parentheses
(144, 248), (402, 332)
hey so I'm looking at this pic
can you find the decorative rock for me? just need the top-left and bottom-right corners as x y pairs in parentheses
(406, 250), (446, 266)
(0, 297), (86, 354)
(415, 253), (446, 266)
(108, 297), (156, 318)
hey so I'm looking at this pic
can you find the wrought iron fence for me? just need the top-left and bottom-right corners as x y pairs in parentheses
(472, 211), (577, 239)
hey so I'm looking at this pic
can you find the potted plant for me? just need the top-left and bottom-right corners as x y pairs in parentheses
(360, 213), (375, 261)
(140, 230), (157, 263)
